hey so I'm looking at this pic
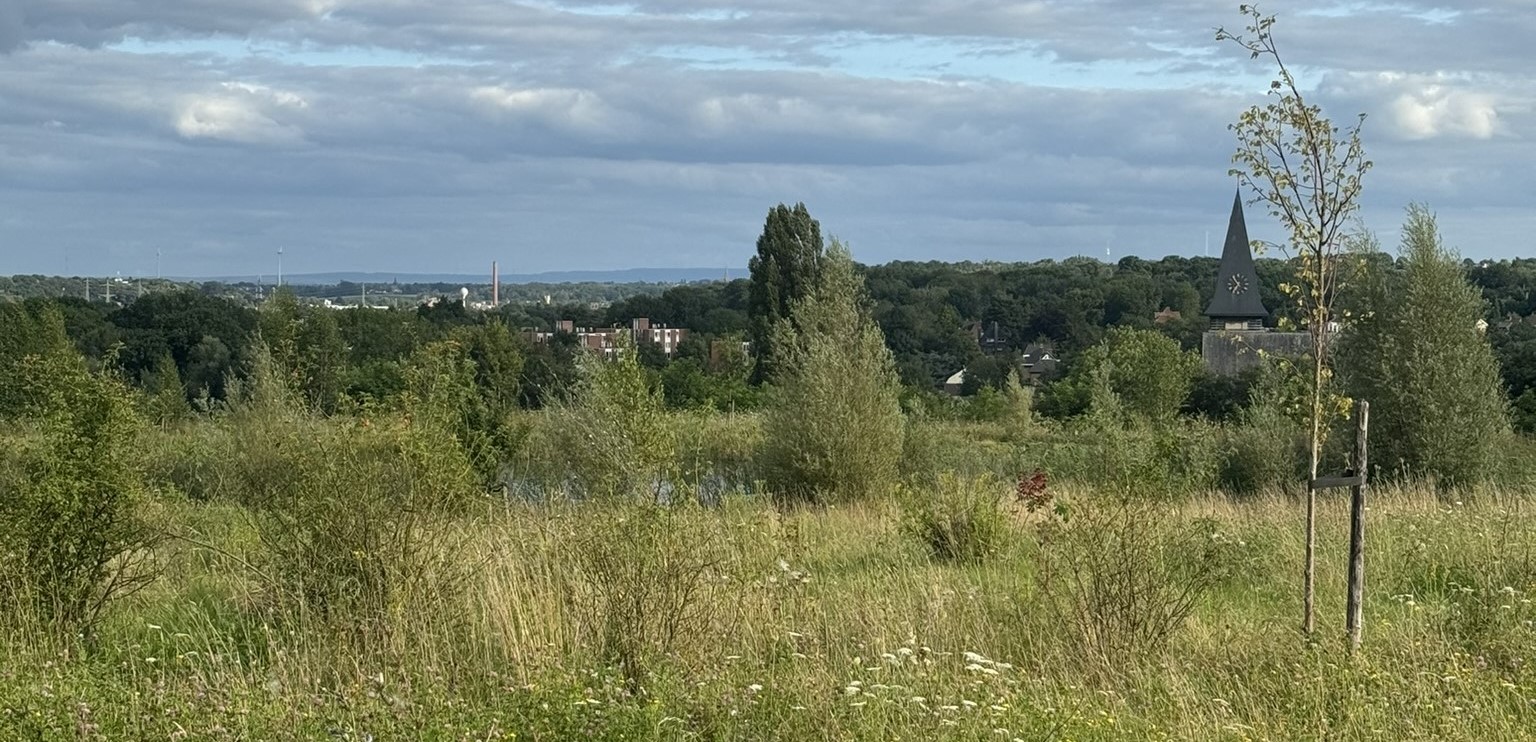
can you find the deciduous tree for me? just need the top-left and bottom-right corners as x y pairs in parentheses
(1338, 205), (1509, 488)
(1219, 4), (1372, 636)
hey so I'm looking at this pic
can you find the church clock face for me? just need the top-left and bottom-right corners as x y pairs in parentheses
(1227, 273), (1251, 295)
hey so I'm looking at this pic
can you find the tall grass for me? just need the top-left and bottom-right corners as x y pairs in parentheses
(4, 439), (1535, 739)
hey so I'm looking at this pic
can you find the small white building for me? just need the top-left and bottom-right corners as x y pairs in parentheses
(942, 369), (966, 396)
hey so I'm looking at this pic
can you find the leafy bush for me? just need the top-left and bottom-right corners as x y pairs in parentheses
(401, 337), (522, 487)
(1044, 327), (1202, 422)
(139, 353), (189, 427)
(1221, 421), (1306, 496)
(759, 242), (904, 505)
(199, 346), (483, 636)
(534, 334), (676, 500)
(1023, 378), (1222, 501)
(1337, 205), (1510, 489)
(900, 472), (1012, 563)
(0, 325), (159, 633)
(957, 371), (1034, 437)
(1219, 363), (1307, 495)
(255, 416), (480, 633)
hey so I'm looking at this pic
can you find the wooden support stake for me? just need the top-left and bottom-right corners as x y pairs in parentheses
(1346, 400), (1369, 655)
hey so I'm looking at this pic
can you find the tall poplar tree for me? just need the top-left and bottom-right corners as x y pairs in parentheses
(748, 202), (824, 383)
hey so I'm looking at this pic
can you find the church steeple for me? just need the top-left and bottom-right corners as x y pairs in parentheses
(1205, 190), (1268, 330)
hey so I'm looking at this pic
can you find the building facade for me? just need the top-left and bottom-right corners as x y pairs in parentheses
(523, 317), (689, 357)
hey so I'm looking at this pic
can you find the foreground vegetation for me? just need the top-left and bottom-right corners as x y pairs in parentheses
(4, 456), (1535, 740)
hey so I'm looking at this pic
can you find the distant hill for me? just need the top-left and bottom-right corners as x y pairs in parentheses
(195, 267), (742, 286)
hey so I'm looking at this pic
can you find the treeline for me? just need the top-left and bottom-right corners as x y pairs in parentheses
(11, 254), (1536, 428)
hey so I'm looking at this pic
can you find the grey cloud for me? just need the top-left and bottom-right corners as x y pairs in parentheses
(0, 2), (23, 52)
(0, 41), (1241, 180)
(9, 0), (327, 49)
(1, 0), (1534, 276)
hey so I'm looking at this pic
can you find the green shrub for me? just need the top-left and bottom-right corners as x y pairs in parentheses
(1221, 424), (1304, 495)
(900, 472), (1011, 563)
(139, 353), (189, 427)
(401, 337), (517, 487)
(1022, 409), (1221, 500)
(1219, 364), (1307, 495)
(254, 415), (480, 633)
(535, 334), (676, 500)
(1337, 205), (1511, 489)
(1056, 327), (1203, 422)
(201, 346), (483, 635)
(0, 336), (159, 633)
(759, 242), (904, 505)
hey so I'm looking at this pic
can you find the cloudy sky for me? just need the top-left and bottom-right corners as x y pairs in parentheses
(0, 1), (1530, 277)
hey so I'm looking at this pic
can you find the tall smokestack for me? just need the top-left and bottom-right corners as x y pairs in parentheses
(491, 261), (500, 307)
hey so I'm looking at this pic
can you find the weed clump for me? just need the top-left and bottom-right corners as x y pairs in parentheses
(1033, 499), (1236, 671)
(561, 501), (725, 684)
(901, 472), (1012, 564)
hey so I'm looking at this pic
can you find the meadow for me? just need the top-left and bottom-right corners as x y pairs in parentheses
(3, 405), (1535, 741)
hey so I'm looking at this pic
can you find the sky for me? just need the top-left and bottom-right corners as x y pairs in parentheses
(0, 1), (1531, 278)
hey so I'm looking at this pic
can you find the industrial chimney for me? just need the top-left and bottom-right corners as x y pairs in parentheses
(491, 261), (500, 307)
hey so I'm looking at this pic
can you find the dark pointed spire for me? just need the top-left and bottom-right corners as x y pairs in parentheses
(1205, 189), (1269, 326)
